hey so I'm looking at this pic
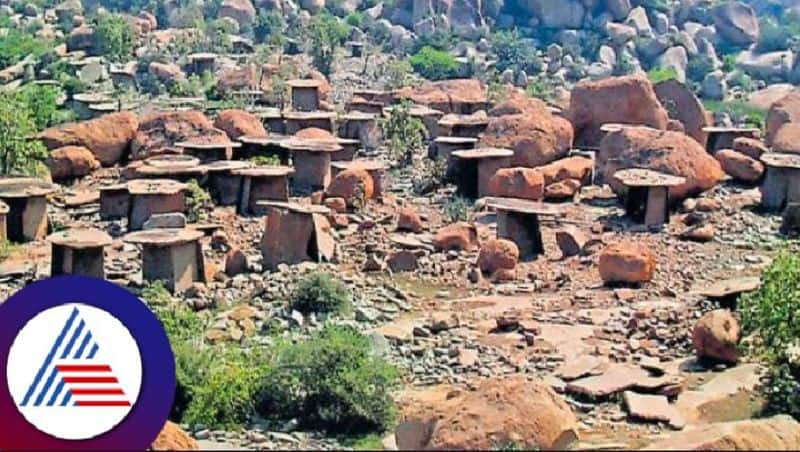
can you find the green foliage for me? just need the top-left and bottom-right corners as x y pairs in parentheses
(413, 157), (447, 195)
(18, 84), (60, 130)
(0, 29), (49, 69)
(722, 54), (737, 73)
(381, 101), (427, 167)
(185, 179), (211, 223)
(702, 100), (766, 130)
(381, 59), (415, 90)
(613, 52), (636, 76)
(290, 272), (352, 314)
(0, 239), (16, 262)
(647, 67), (678, 84)
(306, 12), (349, 76)
(95, 14), (137, 63)
(490, 28), (542, 75)
(408, 46), (461, 81)
(168, 73), (216, 98)
(686, 55), (715, 83)
(250, 155), (282, 166)
(182, 346), (267, 429)
(254, 10), (285, 47)
(755, 17), (791, 54)
(740, 252), (800, 420)
(525, 76), (559, 104)
(0, 91), (48, 176)
(412, 28), (456, 53)
(345, 11), (365, 28)
(262, 325), (399, 433)
(444, 195), (471, 222)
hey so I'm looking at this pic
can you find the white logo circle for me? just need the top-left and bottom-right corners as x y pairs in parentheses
(6, 303), (143, 440)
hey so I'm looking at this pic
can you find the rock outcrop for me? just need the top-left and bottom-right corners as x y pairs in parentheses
(393, 79), (488, 114)
(692, 309), (740, 365)
(131, 111), (230, 160)
(568, 75), (669, 148)
(599, 241), (656, 284)
(214, 109), (267, 140)
(38, 112), (139, 166)
(46, 146), (100, 180)
(644, 415), (800, 450)
(654, 79), (712, 147)
(598, 126), (724, 200)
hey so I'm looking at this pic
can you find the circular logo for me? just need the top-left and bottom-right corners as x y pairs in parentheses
(7, 304), (143, 440)
(0, 276), (175, 449)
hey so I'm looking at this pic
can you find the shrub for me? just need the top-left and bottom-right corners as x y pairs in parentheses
(181, 346), (268, 429)
(0, 29), (49, 69)
(0, 91), (48, 176)
(18, 84), (60, 130)
(686, 55), (715, 83)
(412, 28), (456, 53)
(254, 10), (285, 47)
(490, 28), (542, 75)
(184, 179), (211, 223)
(306, 12), (349, 76)
(647, 67), (678, 84)
(702, 100), (766, 130)
(381, 101), (427, 167)
(290, 272), (352, 314)
(250, 155), (282, 166)
(721, 54), (737, 73)
(95, 14), (137, 63)
(408, 46), (461, 81)
(261, 325), (399, 433)
(740, 252), (800, 420)
(444, 195), (471, 222)
(382, 60), (415, 90)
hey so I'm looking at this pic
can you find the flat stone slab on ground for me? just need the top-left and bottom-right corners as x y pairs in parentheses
(624, 391), (683, 424)
(566, 364), (651, 399)
(693, 276), (761, 299)
(556, 354), (609, 381)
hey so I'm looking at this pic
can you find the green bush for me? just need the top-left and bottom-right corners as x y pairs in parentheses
(721, 54), (737, 73)
(408, 46), (460, 81)
(0, 29), (49, 69)
(0, 91), (48, 176)
(290, 272), (352, 314)
(261, 325), (399, 433)
(381, 101), (427, 167)
(18, 84), (60, 130)
(250, 155), (282, 166)
(181, 346), (268, 429)
(647, 67), (678, 84)
(490, 29), (542, 75)
(306, 12), (349, 76)
(254, 10), (285, 47)
(95, 14), (137, 63)
(740, 252), (800, 420)
(686, 55), (715, 83)
(444, 195), (471, 222)
(185, 179), (211, 223)
(703, 100), (766, 130)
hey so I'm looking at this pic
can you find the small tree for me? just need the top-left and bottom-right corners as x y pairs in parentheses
(0, 92), (48, 176)
(306, 12), (348, 77)
(408, 46), (461, 81)
(290, 272), (352, 314)
(381, 101), (427, 167)
(95, 14), (137, 63)
(490, 29), (542, 75)
(254, 10), (285, 48)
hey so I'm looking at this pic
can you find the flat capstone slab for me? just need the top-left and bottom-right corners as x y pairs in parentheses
(49, 228), (113, 248)
(144, 154), (201, 169)
(702, 126), (761, 134)
(123, 228), (204, 246)
(175, 141), (242, 150)
(330, 160), (386, 172)
(283, 111), (336, 120)
(0, 178), (58, 198)
(438, 115), (490, 127)
(613, 168), (686, 187)
(282, 138), (342, 153)
(255, 201), (330, 215)
(694, 276), (762, 299)
(434, 137), (479, 145)
(761, 152), (800, 169)
(451, 148), (514, 160)
(127, 179), (187, 195)
(484, 197), (564, 216)
(203, 160), (252, 172)
(340, 112), (377, 121)
(599, 123), (638, 133)
(238, 135), (291, 146)
(231, 166), (295, 177)
(287, 79), (323, 89)
(253, 108), (283, 119)
(133, 162), (208, 178)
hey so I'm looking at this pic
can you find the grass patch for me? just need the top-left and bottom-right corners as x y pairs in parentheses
(290, 272), (352, 315)
(702, 100), (767, 131)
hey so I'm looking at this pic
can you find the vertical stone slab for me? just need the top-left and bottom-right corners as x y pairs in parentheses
(22, 196), (48, 242)
(761, 167), (788, 211)
(644, 186), (669, 228)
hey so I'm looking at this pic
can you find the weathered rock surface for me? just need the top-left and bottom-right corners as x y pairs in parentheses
(398, 377), (578, 450)
(568, 75), (669, 148)
(480, 91), (573, 167)
(150, 421), (199, 450)
(131, 111), (229, 160)
(693, 309), (740, 364)
(39, 112), (139, 166)
(599, 126), (724, 200)
(46, 146), (100, 180)
(715, 149), (764, 183)
(326, 169), (374, 207)
(477, 239), (519, 275)
(712, 1), (759, 46)
(644, 416), (800, 450)
(433, 222), (478, 252)
(487, 167), (545, 200)
(214, 109), (267, 140)
(655, 79), (712, 147)
(599, 241), (656, 284)
(393, 79), (488, 114)
(766, 91), (800, 146)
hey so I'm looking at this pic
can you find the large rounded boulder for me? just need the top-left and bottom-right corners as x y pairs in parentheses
(712, 1), (759, 46)
(131, 111), (230, 160)
(326, 168), (374, 206)
(487, 167), (545, 200)
(692, 309), (740, 365)
(38, 112), (139, 166)
(214, 109), (267, 140)
(599, 241), (656, 284)
(397, 376), (578, 450)
(599, 126), (724, 200)
(567, 75), (669, 148)
(655, 79), (713, 147)
(480, 91), (573, 167)
(393, 79), (488, 114)
(766, 91), (800, 146)
(46, 146), (100, 180)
